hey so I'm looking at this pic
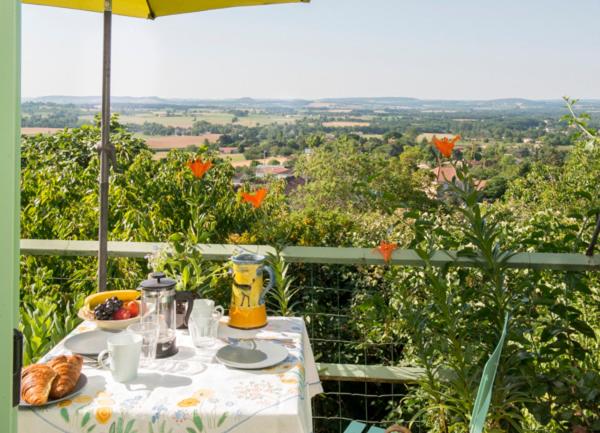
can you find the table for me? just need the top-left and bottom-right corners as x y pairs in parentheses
(19, 317), (323, 433)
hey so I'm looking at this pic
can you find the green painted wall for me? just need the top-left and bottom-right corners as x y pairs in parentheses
(0, 0), (20, 431)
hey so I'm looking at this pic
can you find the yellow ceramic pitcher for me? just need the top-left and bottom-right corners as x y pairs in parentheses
(228, 253), (275, 329)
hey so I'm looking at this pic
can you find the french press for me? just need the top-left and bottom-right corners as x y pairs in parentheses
(139, 272), (192, 358)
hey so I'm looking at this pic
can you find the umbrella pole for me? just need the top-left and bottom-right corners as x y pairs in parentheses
(98, 0), (112, 292)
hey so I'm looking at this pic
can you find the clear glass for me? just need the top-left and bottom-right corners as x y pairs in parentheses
(127, 321), (159, 365)
(188, 315), (219, 348)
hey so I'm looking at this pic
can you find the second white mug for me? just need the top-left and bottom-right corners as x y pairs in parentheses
(192, 299), (224, 319)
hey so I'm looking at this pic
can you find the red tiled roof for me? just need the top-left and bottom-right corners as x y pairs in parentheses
(431, 165), (486, 191)
(431, 165), (457, 183)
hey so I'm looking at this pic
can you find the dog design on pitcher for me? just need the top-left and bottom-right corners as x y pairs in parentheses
(233, 278), (255, 307)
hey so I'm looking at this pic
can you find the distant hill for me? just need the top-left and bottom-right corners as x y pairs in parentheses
(22, 95), (600, 113)
(23, 95), (310, 109)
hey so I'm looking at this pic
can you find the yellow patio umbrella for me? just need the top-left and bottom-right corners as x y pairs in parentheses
(22, 0), (309, 291)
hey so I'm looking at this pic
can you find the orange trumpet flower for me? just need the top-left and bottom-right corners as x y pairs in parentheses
(374, 240), (398, 263)
(432, 135), (461, 158)
(187, 158), (213, 179)
(241, 188), (268, 209)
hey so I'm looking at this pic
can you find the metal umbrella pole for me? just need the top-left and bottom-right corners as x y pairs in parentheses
(97, 0), (113, 291)
(20, 0), (308, 293)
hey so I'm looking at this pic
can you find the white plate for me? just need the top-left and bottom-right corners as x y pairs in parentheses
(20, 374), (88, 409)
(64, 330), (116, 356)
(216, 340), (289, 370)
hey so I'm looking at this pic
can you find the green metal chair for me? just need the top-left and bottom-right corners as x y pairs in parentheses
(344, 314), (509, 433)
(343, 421), (409, 433)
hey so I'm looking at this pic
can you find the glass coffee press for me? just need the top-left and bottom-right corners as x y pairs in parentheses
(138, 272), (193, 358)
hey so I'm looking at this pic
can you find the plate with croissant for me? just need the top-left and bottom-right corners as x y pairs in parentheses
(20, 355), (87, 408)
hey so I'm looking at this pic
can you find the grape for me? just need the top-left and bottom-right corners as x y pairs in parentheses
(94, 296), (124, 320)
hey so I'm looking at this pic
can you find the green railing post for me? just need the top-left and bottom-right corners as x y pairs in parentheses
(0, 0), (21, 430)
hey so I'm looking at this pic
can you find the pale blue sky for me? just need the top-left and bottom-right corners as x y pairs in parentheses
(22, 0), (600, 100)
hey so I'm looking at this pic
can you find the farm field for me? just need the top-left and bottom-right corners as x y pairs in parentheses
(416, 132), (457, 142)
(80, 111), (300, 128)
(230, 156), (290, 167)
(21, 127), (62, 135)
(192, 111), (299, 126)
(151, 151), (286, 166)
(236, 113), (298, 126)
(80, 114), (198, 128)
(222, 153), (246, 163)
(152, 151), (249, 162)
(140, 134), (222, 150)
(322, 120), (370, 127)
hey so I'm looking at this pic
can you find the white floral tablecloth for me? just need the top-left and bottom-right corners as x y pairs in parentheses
(19, 316), (323, 433)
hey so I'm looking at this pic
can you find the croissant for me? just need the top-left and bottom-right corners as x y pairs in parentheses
(47, 355), (83, 399)
(21, 364), (57, 405)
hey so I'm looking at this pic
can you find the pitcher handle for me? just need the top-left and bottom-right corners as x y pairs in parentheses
(175, 291), (196, 329)
(258, 265), (275, 304)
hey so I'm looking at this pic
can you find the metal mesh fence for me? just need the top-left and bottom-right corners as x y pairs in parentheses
(282, 263), (416, 433)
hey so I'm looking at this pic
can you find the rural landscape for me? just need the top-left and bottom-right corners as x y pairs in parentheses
(20, 94), (600, 432)
(22, 95), (600, 199)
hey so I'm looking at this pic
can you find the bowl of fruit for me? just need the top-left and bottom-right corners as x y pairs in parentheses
(78, 290), (141, 331)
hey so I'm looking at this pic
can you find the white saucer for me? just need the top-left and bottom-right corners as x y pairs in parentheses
(216, 340), (289, 370)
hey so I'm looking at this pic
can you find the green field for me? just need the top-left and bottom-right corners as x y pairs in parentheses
(80, 114), (198, 128)
(81, 111), (299, 128)
(223, 153), (246, 162)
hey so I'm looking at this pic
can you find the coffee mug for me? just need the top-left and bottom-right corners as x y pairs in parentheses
(191, 299), (224, 319)
(98, 333), (142, 382)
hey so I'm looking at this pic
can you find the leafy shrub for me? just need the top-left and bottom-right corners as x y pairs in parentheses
(370, 160), (599, 432)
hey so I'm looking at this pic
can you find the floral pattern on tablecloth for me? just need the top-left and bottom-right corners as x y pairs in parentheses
(20, 317), (322, 433)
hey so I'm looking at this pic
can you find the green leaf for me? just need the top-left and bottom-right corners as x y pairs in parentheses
(81, 412), (91, 427)
(192, 412), (204, 432)
(587, 207), (600, 217)
(574, 190), (592, 201)
(109, 422), (116, 433)
(217, 412), (228, 427)
(60, 407), (70, 423)
(124, 419), (135, 433)
(186, 429), (196, 433)
(571, 319), (596, 339)
(117, 417), (124, 433)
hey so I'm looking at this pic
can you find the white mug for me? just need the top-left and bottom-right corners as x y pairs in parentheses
(98, 333), (142, 382)
(192, 299), (224, 319)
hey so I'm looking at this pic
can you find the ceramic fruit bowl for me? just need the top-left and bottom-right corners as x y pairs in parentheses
(78, 306), (141, 331)
(78, 290), (142, 331)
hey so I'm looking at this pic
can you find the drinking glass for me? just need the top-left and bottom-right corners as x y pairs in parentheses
(188, 315), (219, 348)
(127, 321), (159, 365)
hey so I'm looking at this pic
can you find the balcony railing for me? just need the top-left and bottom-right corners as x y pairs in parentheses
(20, 239), (600, 432)
(20, 239), (600, 270)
